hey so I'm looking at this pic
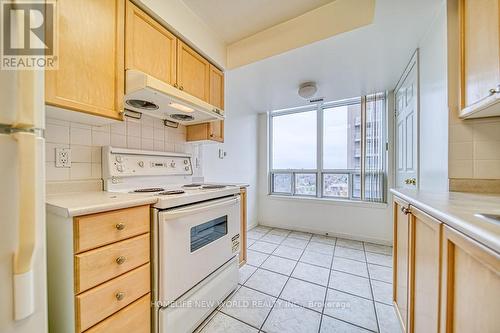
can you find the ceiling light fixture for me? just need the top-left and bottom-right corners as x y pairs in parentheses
(298, 82), (318, 99)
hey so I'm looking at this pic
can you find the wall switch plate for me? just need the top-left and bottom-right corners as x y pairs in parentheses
(55, 148), (71, 168)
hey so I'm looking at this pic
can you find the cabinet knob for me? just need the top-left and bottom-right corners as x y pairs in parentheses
(489, 86), (500, 95)
(179, 86), (184, 91)
(115, 292), (125, 301)
(401, 207), (410, 215)
(115, 256), (127, 265)
(173, 83), (178, 88)
(115, 223), (126, 231)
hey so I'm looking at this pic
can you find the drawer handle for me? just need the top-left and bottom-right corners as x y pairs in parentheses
(401, 207), (410, 215)
(115, 223), (126, 231)
(115, 292), (125, 301)
(115, 256), (127, 265)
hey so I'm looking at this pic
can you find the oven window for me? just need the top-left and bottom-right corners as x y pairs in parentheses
(190, 216), (228, 252)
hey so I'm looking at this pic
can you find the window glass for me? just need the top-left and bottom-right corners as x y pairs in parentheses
(295, 174), (316, 196)
(272, 110), (317, 169)
(272, 173), (292, 194)
(323, 103), (361, 170)
(323, 174), (349, 198)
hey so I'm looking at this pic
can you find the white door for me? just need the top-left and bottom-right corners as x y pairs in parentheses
(395, 52), (418, 188)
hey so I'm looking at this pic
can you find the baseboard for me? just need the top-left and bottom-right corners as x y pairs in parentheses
(256, 221), (393, 246)
(449, 178), (500, 194)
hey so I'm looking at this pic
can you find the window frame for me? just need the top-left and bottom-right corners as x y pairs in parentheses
(268, 94), (387, 203)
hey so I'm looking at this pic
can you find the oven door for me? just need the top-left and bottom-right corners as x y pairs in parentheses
(158, 195), (241, 304)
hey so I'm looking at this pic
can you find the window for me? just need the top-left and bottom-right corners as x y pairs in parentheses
(269, 93), (387, 203)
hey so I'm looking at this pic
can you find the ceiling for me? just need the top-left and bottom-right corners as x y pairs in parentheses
(224, 0), (444, 113)
(182, 0), (335, 44)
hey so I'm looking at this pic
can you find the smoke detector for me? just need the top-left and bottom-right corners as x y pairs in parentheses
(298, 82), (317, 99)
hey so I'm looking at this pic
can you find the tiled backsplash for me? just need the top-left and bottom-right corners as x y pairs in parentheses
(449, 115), (500, 179)
(45, 114), (193, 182)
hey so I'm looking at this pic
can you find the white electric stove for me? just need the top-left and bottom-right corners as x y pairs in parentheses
(102, 146), (241, 333)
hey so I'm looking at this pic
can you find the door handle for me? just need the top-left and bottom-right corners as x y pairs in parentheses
(12, 132), (37, 320)
(162, 196), (240, 220)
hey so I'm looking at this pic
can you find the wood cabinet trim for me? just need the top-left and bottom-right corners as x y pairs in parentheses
(239, 188), (247, 266)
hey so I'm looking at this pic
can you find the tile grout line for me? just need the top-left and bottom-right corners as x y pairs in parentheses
(256, 234), (315, 331)
(317, 237), (337, 333)
(363, 241), (381, 333)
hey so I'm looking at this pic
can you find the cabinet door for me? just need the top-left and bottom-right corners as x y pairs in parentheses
(409, 207), (441, 333)
(209, 121), (224, 142)
(177, 41), (210, 102)
(460, 0), (500, 109)
(440, 225), (500, 333)
(209, 64), (224, 110)
(125, 0), (177, 85)
(393, 197), (410, 332)
(45, 0), (124, 120)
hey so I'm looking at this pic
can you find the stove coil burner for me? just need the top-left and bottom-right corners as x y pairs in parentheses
(158, 190), (186, 195)
(182, 184), (202, 189)
(202, 185), (227, 190)
(133, 188), (165, 193)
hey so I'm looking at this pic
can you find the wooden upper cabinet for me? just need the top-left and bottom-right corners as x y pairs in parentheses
(209, 64), (224, 110)
(440, 225), (500, 332)
(125, 0), (177, 86)
(177, 41), (210, 102)
(459, 0), (500, 117)
(186, 121), (224, 143)
(45, 0), (124, 120)
(393, 197), (410, 332)
(410, 207), (441, 333)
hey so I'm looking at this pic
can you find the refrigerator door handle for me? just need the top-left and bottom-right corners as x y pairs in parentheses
(12, 132), (37, 320)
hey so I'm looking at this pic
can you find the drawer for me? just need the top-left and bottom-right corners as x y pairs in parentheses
(75, 234), (150, 293)
(85, 293), (151, 333)
(76, 263), (150, 332)
(74, 205), (149, 253)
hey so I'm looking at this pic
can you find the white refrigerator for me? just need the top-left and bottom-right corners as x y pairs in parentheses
(0, 60), (48, 332)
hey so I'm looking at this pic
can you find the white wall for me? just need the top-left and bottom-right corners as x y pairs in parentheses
(201, 73), (259, 228)
(257, 114), (393, 244)
(418, 1), (449, 192)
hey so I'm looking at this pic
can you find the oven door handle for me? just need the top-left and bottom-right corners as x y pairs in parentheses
(162, 196), (240, 220)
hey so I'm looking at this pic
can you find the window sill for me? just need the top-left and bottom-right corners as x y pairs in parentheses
(267, 194), (388, 209)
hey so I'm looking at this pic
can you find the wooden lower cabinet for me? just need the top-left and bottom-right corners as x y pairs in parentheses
(47, 205), (151, 333)
(393, 197), (411, 331)
(239, 187), (248, 266)
(409, 207), (441, 333)
(393, 195), (500, 333)
(440, 225), (500, 333)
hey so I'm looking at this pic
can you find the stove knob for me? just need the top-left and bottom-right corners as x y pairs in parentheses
(170, 161), (176, 168)
(116, 155), (123, 163)
(138, 161), (144, 168)
(117, 165), (124, 172)
(183, 159), (189, 165)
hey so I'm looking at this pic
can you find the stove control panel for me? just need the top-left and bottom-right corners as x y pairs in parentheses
(102, 147), (192, 178)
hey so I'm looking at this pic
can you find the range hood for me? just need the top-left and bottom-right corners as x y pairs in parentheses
(124, 69), (224, 125)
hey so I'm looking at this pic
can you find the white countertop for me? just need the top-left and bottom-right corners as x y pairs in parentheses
(391, 188), (500, 253)
(46, 191), (158, 217)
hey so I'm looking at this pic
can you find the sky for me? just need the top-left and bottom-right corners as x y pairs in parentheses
(272, 106), (350, 170)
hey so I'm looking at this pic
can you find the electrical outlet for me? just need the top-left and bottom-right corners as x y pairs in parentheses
(55, 148), (71, 168)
